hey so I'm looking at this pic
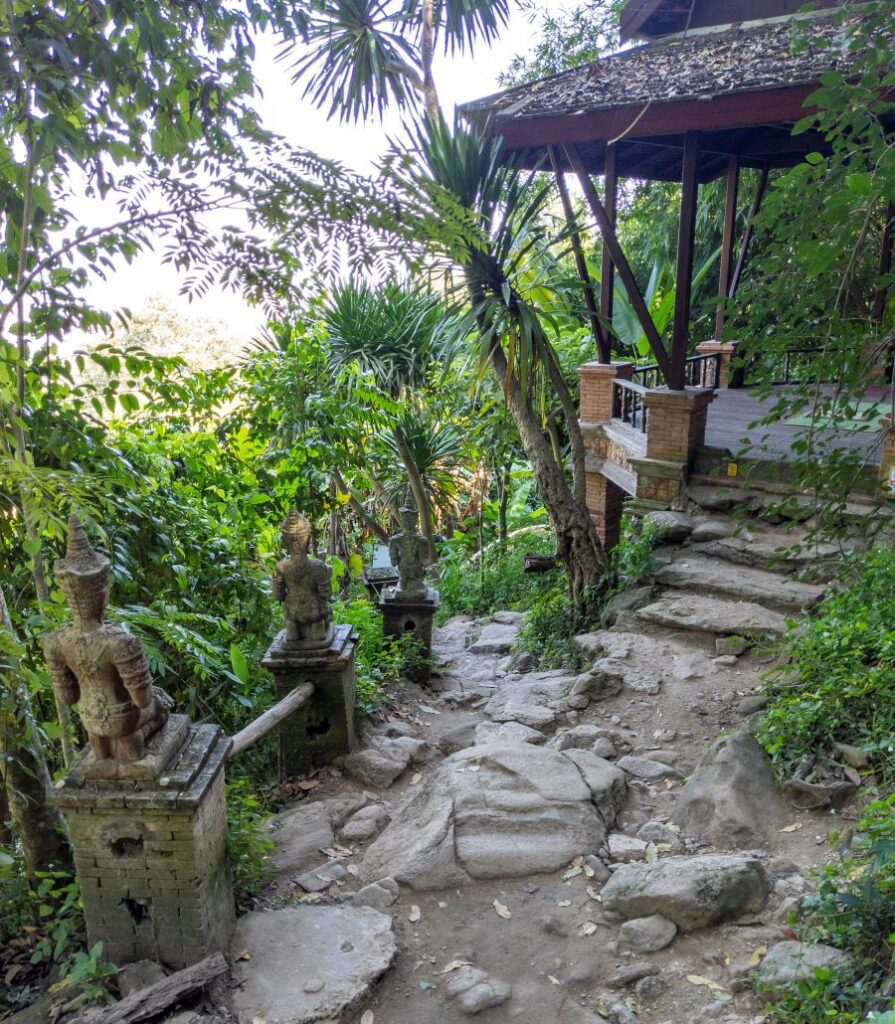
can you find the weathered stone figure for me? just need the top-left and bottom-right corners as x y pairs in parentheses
(274, 509), (334, 647)
(43, 514), (170, 762)
(389, 502), (430, 601)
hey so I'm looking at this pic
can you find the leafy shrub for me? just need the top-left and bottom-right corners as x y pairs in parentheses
(226, 778), (275, 907)
(0, 858), (116, 1014)
(608, 514), (667, 592)
(437, 528), (559, 619)
(516, 586), (588, 671)
(756, 548), (895, 779)
(333, 594), (423, 712)
(762, 794), (895, 1022)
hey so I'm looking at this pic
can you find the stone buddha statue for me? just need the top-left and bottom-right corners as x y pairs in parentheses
(389, 501), (431, 601)
(43, 515), (171, 763)
(273, 509), (334, 648)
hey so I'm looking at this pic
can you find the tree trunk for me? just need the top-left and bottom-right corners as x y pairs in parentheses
(489, 346), (608, 611)
(0, 582), (72, 876)
(332, 469), (389, 544)
(545, 348), (586, 505)
(393, 425), (437, 560)
(420, 0), (441, 122)
(497, 465), (510, 542)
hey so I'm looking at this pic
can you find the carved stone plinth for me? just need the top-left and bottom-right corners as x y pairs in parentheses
(262, 624), (357, 780)
(379, 585), (439, 681)
(50, 720), (234, 969)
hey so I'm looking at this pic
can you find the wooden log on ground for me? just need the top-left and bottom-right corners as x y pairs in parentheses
(71, 953), (228, 1024)
(523, 554), (559, 573)
(228, 682), (315, 759)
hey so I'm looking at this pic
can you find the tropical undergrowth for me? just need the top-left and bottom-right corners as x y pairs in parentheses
(755, 544), (895, 1021)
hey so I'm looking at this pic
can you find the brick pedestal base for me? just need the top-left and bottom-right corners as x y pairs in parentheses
(50, 721), (234, 969)
(644, 388), (715, 462)
(262, 625), (357, 780)
(696, 340), (740, 388)
(577, 361), (635, 423)
(380, 587), (439, 681)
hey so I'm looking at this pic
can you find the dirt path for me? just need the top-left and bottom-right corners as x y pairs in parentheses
(234, 504), (864, 1024)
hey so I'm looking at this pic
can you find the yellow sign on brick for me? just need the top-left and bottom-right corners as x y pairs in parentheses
(726, 462), (738, 477)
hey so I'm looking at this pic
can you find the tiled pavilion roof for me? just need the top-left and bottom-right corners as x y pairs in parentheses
(462, 9), (873, 181)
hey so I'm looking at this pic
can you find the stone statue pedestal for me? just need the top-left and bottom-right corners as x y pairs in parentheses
(49, 720), (235, 969)
(379, 585), (439, 681)
(262, 624), (357, 780)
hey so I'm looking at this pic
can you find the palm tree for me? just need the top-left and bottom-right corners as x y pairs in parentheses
(390, 117), (609, 610)
(284, 0), (512, 121)
(323, 279), (451, 554)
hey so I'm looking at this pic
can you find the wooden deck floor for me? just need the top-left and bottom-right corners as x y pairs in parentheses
(704, 387), (886, 468)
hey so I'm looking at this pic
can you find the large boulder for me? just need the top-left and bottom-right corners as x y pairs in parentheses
(755, 942), (853, 993)
(469, 620), (520, 655)
(674, 731), (788, 847)
(229, 906), (396, 1024)
(361, 743), (626, 890)
(601, 854), (771, 932)
(483, 671), (575, 729)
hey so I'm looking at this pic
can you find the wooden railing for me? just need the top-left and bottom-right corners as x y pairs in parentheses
(630, 353), (721, 391)
(228, 682), (315, 759)
(612, 377), (649, 432)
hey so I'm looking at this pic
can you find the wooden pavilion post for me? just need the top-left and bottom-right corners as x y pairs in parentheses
(669, 132), (700, 391)
(547, 145), (611, 363)
(714, 157), (740, 340)
(601, 144), (618, 337)
(564, 143), (671, 381)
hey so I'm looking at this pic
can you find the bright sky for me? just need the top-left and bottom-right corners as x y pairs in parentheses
(81, 4), (550, 344)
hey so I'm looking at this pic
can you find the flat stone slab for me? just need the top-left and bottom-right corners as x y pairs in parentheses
(361, 743), (626, 890)
(696, 530), (839, 570)
(230, 905), (396, 1024)
(468, 621), (520, 655)
(636, 593), (787, 637)
(656, 554), (824, 612)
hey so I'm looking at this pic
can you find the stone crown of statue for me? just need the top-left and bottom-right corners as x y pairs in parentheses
(55, 514), (111, 584)
(281, 508), (312, 556)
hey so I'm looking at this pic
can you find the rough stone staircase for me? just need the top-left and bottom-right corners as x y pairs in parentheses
(631, 484), (860, 641)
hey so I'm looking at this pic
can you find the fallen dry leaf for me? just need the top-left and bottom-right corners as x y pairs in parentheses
(580, 922), (598, 936)
(843, 766), (862, 786)
(779, 823), (803, 833)
(746, 945), (768, 967)
(557, 899), (572, 907)
(645, 842), (658, 863)
(234, 948), (252, 962)
(493, 899), (512, 920)
(410, 772), (422, 785)
(346, 864), (359, 876)
(436, 960), (473, 975)
(583, 864), (595, 878)
(408, 905), (421, 923)
(686, 974), (728, 994)
(361, 1012), (375, 1024)
(297, 779), (320, 791)
(547, 975), (561, 985)
(563, 866), (583, 880)
(586, 886), (601, 901)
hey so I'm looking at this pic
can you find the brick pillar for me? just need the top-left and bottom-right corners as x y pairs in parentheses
(577, 361), (635, 423)
(585, 472), (625, 550)
(643, 388), (715, 463)
(696, 340), (740, 388)
(262, 625), (358, 779)
(880, 416), (895, 492)
(51, 722), (234, 969)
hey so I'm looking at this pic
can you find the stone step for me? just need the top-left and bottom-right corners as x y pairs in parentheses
(694, 532), (841, 576)
(655, 553), (825, 613)
(635, 592), (788, 638)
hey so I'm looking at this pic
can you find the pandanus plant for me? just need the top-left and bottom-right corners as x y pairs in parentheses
(322, 279), (453, 554)
(388, 115), (609, 611)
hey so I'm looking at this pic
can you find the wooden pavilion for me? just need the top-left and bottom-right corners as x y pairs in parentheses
(463, 0), (893, 547)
